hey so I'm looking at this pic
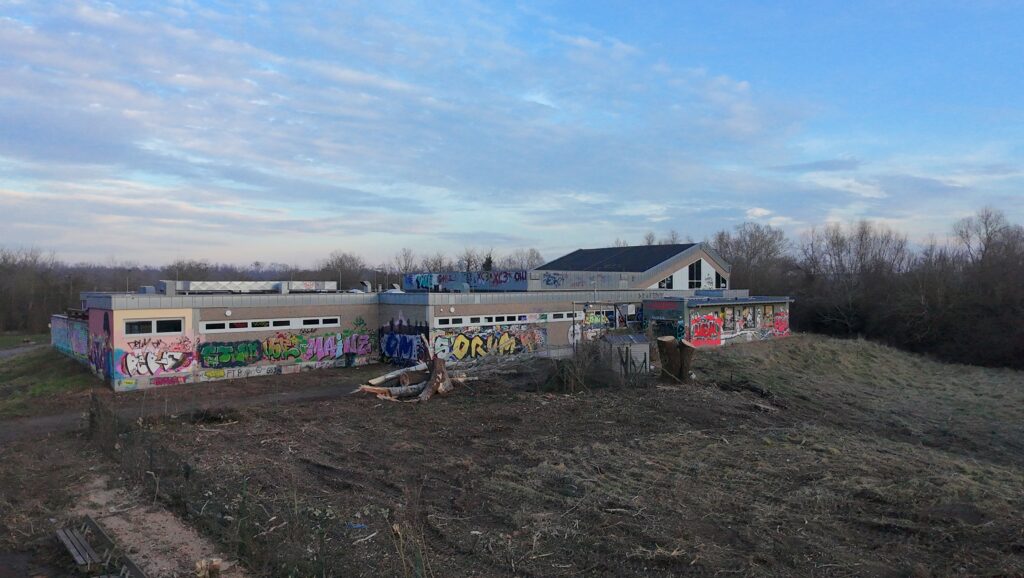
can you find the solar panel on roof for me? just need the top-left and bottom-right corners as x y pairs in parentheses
(536, 244), (696, 272)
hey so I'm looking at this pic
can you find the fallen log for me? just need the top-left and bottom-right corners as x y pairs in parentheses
(398, 370), (429, 387)
(356, 382), (427, 398)
(356, 362), (429, 392)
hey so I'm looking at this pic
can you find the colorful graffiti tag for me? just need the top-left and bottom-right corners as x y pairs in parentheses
(198, 340), (262, 369)
(689, 313), (723, 347)
(115, 336), (196, 377)
(432, 325), (547, 362)
(379, 318), (430, 365)
(200, 318), (376, 372)
(773, 310), (790, 336)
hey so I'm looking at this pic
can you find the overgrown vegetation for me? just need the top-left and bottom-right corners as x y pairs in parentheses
(709, 207), (1024, 368)
(0, 348), (100, 416)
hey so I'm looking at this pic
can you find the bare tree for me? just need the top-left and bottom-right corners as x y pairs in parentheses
(456, 247), (481, 273)
(392, 248), (417, 274)
(497, 248), (546, 270)
(319, 251), (368, 288)
(659, 229), (682, 244)
(420, 251), (453, 273)
(612, 238), (629, 247)
(642, 231), (656, 245)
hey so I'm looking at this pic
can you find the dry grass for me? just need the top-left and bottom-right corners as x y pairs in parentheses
(115, 334), (1024, 576)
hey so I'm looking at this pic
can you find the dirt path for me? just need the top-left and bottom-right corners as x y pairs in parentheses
(72, 475), (248, 577)
(0, 376), (370, 443)
(0, 343), (45, 360)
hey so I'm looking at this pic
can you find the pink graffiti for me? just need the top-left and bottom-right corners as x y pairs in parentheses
(342, 333), (372, 355)
(121, 351), (193, 376)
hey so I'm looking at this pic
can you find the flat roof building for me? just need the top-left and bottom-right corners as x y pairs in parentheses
(50, 242), (788, 391)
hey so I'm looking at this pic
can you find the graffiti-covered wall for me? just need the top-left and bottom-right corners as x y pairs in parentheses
(430, 324), (547, 362)
(403, 270), (528, 292)
(687, 302), (790, 348)
(51, 315), (90, 362)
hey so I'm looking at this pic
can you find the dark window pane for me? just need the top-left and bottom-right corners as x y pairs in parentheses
(273, 320), (290, 327)
(322, 318), (339, 325)
(156, 319), (182, 333)
(205, 323), (226, 330)
(470, 317), (480, 323)
(438, 319), (450, 325)
(125, 320), (151, 334)
(302, 319), (320, 326)
(229, 321), (248, 329)
(251, 321), (270, 328)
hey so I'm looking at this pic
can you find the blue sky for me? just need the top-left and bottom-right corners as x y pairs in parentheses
(0, 1), (1021, 266)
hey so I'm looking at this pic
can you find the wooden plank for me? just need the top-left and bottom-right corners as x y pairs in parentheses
(70, 528), (103, 564)
(56, 528), (88, 566)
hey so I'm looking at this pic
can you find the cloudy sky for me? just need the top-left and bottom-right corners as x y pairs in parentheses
(1, 1), (1021, 266)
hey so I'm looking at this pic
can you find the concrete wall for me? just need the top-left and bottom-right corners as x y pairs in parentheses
(50, 315), (89, 364)
(97, 303), (379, 391)
(648, 300), (791, 348)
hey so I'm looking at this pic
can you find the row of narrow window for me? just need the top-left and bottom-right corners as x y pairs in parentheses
(124, 317), (341, 335)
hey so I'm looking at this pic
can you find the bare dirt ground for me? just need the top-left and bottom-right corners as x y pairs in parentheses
(2, 335), (1022, 576)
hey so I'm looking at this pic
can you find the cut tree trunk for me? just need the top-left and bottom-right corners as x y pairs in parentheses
(411, 357), (452, 403)
(657, 336), (681, 379)
(679, 339), (696, 382)
(398, 370), (429, 387)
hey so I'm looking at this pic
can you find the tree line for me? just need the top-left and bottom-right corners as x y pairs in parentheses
(0, 246), (546, 334)
(2, 207), (1021, 368)
(704, 207), (1024, 369)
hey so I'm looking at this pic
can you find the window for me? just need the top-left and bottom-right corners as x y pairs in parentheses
(518, 315), (527, 321)
(553, 313), (564, 319)
(229, 321), (248, 329)
(251, 321), (270, 328)
(470, 317), (480, 323)
(205, 322), (226, 331)
(715, 272), (727, 289)
(155, 319), (182, 333)
(484, 316), (494, 322)
(438, 318), (450, 326)
(688, 261), (702, 289)
(125, 320), (152, 335)
(658, 275), (673, 289)
(495, 316), (505, 322)
(273, 320), (290, 327)
(322, 317), (339, 325)
(451, 318), (463, 324)
(302, 319), (320, 326)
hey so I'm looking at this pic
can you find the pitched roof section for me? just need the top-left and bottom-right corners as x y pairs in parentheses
(536, 244), (696, 273)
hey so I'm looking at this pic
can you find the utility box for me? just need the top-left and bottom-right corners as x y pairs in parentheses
(601, 334), (650, 384)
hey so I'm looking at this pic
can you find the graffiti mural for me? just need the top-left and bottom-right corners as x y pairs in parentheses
(115, 335), (196, 377)
(689, 313), (723, 347)
(379, 317), (430, 365)
(773, 310), (790, 336)
(198, 340), (262, 369)
(402, 270), (528, 292)
(200, 318), (375, 372)
(432, 325), (547, 362)
(51, 316), (71, 355)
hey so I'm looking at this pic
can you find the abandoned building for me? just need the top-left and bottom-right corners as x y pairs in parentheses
(50, 242), (790, 391)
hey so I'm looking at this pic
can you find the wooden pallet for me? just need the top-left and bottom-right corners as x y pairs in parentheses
(56, 516), (147, 577)
(56, 525), (102, 570)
